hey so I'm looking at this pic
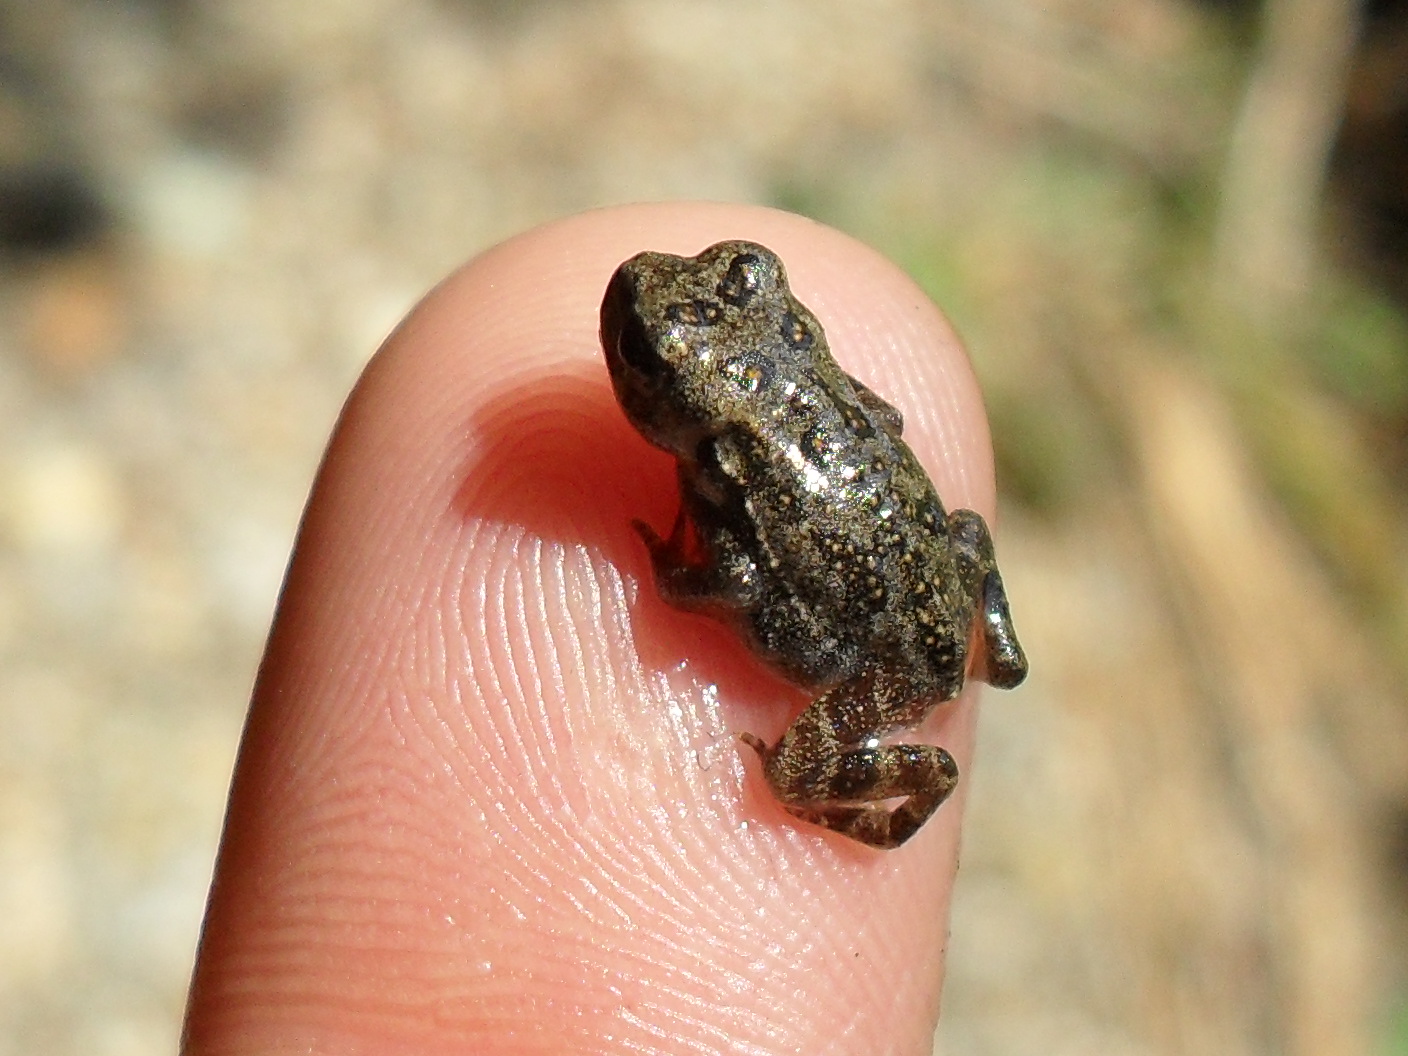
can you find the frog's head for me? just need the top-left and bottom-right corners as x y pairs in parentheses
(600, 240), (805, 458)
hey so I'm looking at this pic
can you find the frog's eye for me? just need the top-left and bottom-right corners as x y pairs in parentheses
(780, 310), (814, 351)
(716, 253), (762, 307)
(666, 299), (723, 326)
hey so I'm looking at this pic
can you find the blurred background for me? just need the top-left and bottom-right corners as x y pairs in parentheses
(1, 0), (1405, 1052)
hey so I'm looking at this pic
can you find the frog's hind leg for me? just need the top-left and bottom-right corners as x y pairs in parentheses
(946, 509), (1028, 690)
(740, 671), (960, 849)
(782, 744), (959, 849)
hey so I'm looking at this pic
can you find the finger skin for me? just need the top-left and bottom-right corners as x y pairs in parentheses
(182, 203), (997, 1056)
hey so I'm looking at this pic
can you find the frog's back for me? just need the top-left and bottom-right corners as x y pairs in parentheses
(732, 406), (971, 696)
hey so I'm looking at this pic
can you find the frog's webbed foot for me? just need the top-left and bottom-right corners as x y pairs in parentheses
(740, 675), (959, 849)
(946, 508), (1028, 689)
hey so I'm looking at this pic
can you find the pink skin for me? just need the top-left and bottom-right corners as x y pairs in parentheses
(181, 203), (996, 1056)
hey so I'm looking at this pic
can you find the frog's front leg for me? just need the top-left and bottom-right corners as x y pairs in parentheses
(740, 669), (959, 849)
(634, 504), (760, 615)
(843, 371), (904, 436)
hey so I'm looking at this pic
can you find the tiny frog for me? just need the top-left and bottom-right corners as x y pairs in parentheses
(600, 240), (1027, 849)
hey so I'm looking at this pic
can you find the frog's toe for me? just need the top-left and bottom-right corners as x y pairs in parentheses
(737, 731), (771, 758)
(631, 517), (664, 551)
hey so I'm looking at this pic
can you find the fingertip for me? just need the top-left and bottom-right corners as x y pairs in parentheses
(186, 203), (986, 1055)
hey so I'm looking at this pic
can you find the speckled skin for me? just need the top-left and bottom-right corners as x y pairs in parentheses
(600, 240), (1027, 849)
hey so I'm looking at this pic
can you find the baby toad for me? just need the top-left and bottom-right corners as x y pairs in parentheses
(600, 240), (1027, 849)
